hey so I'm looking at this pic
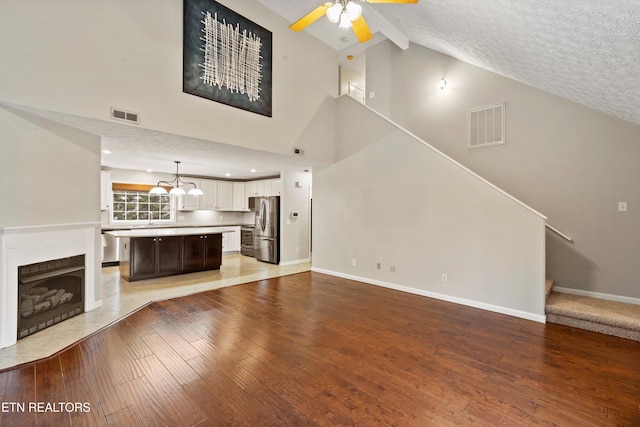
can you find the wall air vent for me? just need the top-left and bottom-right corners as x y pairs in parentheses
(468, 102), (505, 149)
(293, 147), (305, 156)
(110, 107), (140, 125)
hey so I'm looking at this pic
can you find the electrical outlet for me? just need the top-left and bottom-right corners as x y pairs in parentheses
(352, 259), (357, 266)
(442, 274), (448, 282)
(390, 265), (396, 273)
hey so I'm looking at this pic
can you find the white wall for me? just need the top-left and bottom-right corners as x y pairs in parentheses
(0, 107), (101, 228)
(313, 97), (547, 321)
(365, 41), (640, 299)
(280, 170), (312, 264)
(0, 0), (338, 163)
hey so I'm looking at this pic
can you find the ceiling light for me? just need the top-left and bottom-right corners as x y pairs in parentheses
(327, 0), (361, 28)
(225, 173), (231, 177)
(250, 169), (257, 173)
(149, 161), (203, 196)
(169, 186), (187, 196)
(338, 12), (352, 29)
(346, 1), (362, 20)
(326, 2), (343, 23)
(102, 150), (112, 154)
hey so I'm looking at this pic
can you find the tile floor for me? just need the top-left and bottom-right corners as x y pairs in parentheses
(0, 254), (310, 371)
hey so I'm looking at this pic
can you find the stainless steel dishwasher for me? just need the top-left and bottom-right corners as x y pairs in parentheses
(102, 231), (120, 266)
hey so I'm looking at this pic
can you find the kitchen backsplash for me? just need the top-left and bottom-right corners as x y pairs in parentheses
(101, 209), (255, 228)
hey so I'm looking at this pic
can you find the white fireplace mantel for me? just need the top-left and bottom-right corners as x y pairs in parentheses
(0, 222), (102, 349)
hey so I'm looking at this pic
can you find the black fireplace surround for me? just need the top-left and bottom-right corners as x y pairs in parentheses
(18, 255), (85, 340)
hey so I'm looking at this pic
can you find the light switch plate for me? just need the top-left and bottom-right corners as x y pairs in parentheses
(618, 202), (628, 212)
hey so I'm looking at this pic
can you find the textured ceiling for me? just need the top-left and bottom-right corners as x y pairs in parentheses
(260, 0), (640, 125)
(4, 103), (324, 179)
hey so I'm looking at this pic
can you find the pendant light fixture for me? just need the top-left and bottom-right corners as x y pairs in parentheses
(149, 161), (204, 196)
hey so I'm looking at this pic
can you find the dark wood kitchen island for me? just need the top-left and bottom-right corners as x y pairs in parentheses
(106, 227), (232, 281)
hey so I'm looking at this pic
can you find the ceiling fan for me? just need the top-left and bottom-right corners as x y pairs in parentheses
(290, 0), (418, 43)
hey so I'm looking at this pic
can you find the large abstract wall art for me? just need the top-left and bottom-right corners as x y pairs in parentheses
(184, 0), (273, 117)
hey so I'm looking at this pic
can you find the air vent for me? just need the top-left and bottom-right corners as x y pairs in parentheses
(293, 147), (305, 156)
(110, 107), (140, 125)
(468, 102), (505, 149)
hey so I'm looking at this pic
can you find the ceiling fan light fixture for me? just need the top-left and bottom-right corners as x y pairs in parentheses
(346, 1), (362, 20)
(326, 2), (343, 23)
(338, 12), (352, 28)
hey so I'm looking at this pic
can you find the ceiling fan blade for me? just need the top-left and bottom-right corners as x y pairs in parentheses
(351, 15), (373, 43)
(366, 0), (418, 3)
(289, 2), (333, 32)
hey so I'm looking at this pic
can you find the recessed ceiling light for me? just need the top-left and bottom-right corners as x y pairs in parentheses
(102, 150), (112, 154)
(250, 169), (257, 173)
(225, 173), (231, 177)
(146, 169), (153, 173)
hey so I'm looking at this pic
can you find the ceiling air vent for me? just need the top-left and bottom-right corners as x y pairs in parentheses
(293, 147), (305, 156)
(468, 102), (505, 149)
(110, 107), (140, 125)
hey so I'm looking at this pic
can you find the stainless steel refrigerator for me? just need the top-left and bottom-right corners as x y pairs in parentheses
(254, 196), (280, 264)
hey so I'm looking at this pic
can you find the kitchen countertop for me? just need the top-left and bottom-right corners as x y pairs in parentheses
(105, 226), (239, 238)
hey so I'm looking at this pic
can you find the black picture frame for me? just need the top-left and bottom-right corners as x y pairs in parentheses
(183, 0), (273, 117)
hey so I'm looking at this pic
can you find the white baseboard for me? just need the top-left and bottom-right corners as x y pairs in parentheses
(311, 267), (546, 323)
(553, 286), (640, 305)
(279, 258), (310, 267)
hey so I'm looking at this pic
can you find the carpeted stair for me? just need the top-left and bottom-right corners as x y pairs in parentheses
(545, 282), (640, 342)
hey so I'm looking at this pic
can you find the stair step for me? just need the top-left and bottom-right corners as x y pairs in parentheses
(545, 292), (640, 341)
(545, 278), (554, 300)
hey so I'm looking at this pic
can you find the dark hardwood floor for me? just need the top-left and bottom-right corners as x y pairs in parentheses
(1, 272), (639, 426)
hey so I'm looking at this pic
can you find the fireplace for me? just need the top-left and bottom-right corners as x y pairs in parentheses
(0, 223), (101, 350)
(18, 255), (85, 340)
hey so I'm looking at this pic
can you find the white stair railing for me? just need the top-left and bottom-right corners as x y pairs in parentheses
(546, 224), (574, 243)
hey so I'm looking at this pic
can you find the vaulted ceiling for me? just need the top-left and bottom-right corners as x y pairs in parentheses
(258, 0), (640, 126)
(11, 0), (638, 179)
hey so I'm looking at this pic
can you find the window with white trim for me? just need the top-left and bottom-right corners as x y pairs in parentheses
(112, 190), (173, 222)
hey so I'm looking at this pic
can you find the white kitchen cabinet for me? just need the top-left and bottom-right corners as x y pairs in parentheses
(177, 179), (201, 210)
(246, 179), (280, 197)
(183, 179), (234, 211)
(232, 182), (247, 211)
(270, 179), (281, 196)
(261, 180), (272, 196)
(199, 179), (217, 210)
(100, 171), (111, 211)
(180, 178), (280, 211)
(221, 227), (240, 253)
(216, 181), (233, 210)
(246, 181), (258, 197)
